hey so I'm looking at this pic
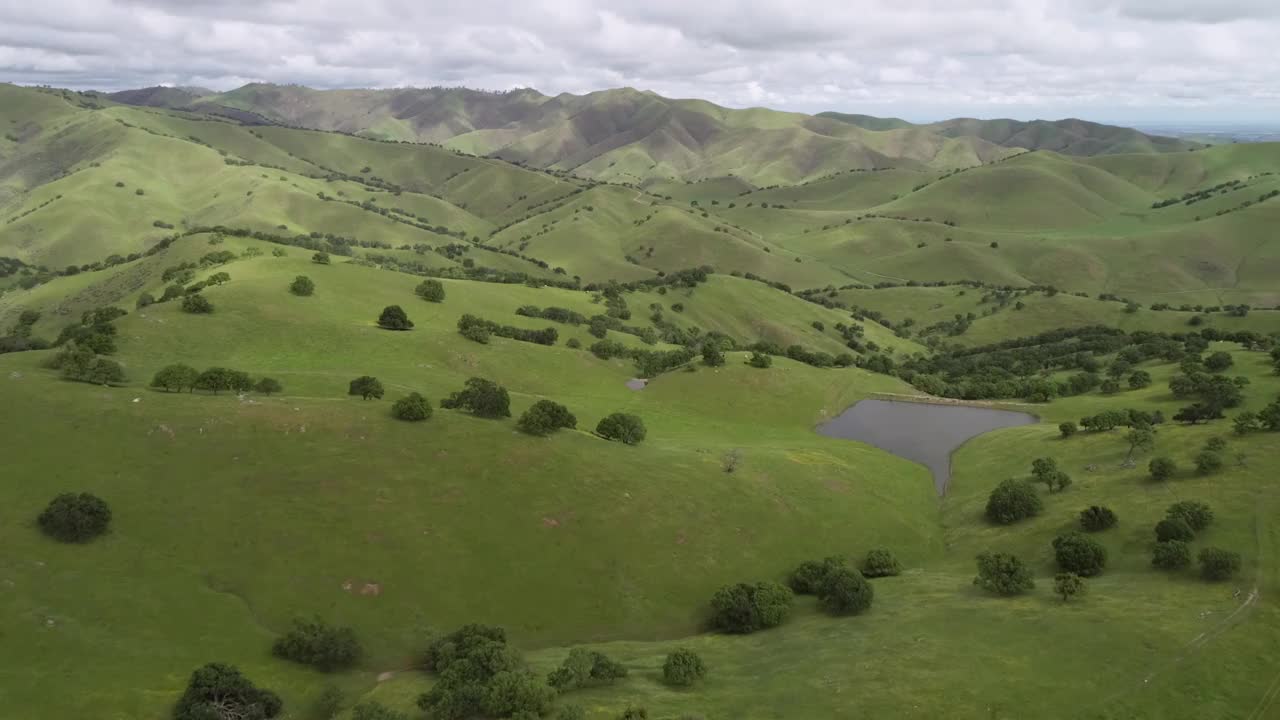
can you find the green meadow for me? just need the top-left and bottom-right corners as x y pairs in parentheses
(1, 82), (1280, 720)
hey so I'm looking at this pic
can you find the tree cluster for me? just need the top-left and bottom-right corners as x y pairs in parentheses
(173, 663), (282, 720)
(517, 400), (577, 436)
(596, 413), (646, 445)
(458, 314), (557, 345)
(441, 377), (511, 418)
(418, 624), (555, 720)
(709, 581), (794, 633)
(547, 648), (627, 693)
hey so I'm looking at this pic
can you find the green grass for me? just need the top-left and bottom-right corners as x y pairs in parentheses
(4, 82), (1280, 720)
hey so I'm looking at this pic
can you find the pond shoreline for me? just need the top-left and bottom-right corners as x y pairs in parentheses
(817, 398), (1038, 496)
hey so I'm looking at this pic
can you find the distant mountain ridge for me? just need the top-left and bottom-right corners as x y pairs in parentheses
(105, 83), (1202, 185)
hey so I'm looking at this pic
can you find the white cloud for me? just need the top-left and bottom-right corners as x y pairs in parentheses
(0, 0), (1276, 121)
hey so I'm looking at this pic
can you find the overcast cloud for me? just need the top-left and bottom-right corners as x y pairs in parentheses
(1, 0), (1277, 122)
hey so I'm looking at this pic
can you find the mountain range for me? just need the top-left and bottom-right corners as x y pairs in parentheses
(105, 84), (1200, 186)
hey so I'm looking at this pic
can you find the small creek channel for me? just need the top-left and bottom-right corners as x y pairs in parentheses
(817, 399), (1037, 495)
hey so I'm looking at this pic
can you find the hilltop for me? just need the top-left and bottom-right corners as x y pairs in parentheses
(104, 83), (1200, 185)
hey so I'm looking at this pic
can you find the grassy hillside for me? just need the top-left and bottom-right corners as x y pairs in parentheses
(103, 83), (1197, 186)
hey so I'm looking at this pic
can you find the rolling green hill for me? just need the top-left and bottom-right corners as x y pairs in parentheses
(104, 83), (1198, 186)
(3, 81), (1280, 720)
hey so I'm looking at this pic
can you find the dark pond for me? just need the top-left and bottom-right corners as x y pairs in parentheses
(816, 399), (1037, 495)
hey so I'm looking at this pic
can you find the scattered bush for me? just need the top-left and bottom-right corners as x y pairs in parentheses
(1155, 517), (1195, 543)
(817, 566), (874, 615)
(566, 338), (581, 349)
(1079, 505), (1118, 532)
(37, 492), (112, 543)
(984, 479), (1043, 525)
(173, 663), (282, 720)
(596, 412), (646, 445)
(415, 279), (446, 303)
(662, 648), (707, 687)
(377, 305), (414, 330)
(254, 377), (283, 396)
(1166, 501), (1214, 532)
(973, 552), (1034, 596)
(709, 581), (794, 633)
(788, 556), (845, 594)
(272, 618), (362, 671)
(1152, 540), (1191, 570)
(312, 251), (330, 264)
(517, 400), (577, 436)
(290, 275), (315, 296)
(1149, 456), (1177, 482)
(861, 548), (902, 578)
(348, 376), (385, 400)
(1058, 421), (1077, 439)
(747, 351), (773, 368)
(1194, 450), (1224, 475)
(392, 392), (433, 421)
(1054, 572), (1086, 601)
(547, 648), (627, 692)
(1052, 532), (1107, 576)
(702, 344), (725, 367)
(181, 294), (214, 314)
(1198, 547), (1242, 581)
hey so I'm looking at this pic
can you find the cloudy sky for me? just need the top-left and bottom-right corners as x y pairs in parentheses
(2, 0), (1277, 123)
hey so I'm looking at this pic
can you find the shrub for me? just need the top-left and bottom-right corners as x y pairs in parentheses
(37, 492), (112, 543)
(1167, 501), (1214, 532)
(136, 291), (156, 308)
(702, 344), (725, 367)
(984, 479), (1043, 525)
(596, 413), (646, 445)
(290, 275), (315, 296)
(747, 351), (773, 368)
(348, 376), (385, 400)
(377, 305), (414, 330)
(1152, 540), (1191, 570)
(861, 548), (902, 577)
(566, 338), (581, 349)
(1155, 518), (1195, 543)
(788, 556), (844, 594)
(440, 377), (511, 418)
(272, 617), (362, 671)
(1204, 351), (1233, 372)
(392, 392), (433, 421)
(547, 648), (627, 692)
(1149, 456), (1177, 481)
(709, 581), (794, 633)
(181, 294), (214, 314)
(173, 663), (282, 720)
(151, 363), (199, 393)
(619, 708), (648, 720)
(662, 649), (707, 686)
(460, 324), (491, 344)
(517, 399), (577, 436)
(1052, 532), (1107, 576)
(1198, 547), (1242, 581)
(1194, 450), (1224, 475)
(415, 279), (446, 302)
(1054, 572), (1086, 601)
(1058, 421), (1077, 438)
(973, 552), (1034, 596)
(312, 252), (330, 264)
(1079, 505), (1118, 531)
(817, 566), (874, 615)
(254, 377), (283, 396)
